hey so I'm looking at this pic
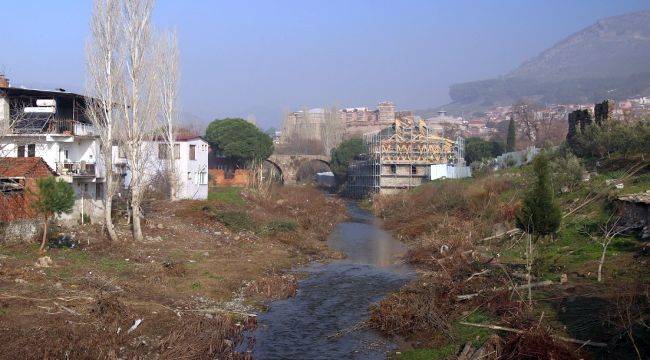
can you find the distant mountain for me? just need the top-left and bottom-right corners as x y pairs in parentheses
(419, 11), (650, 118)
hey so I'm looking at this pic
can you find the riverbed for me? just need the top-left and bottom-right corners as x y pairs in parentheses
(243, 202), (413, 359)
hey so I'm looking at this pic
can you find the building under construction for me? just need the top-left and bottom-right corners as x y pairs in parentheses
(347, 117), (465, 197)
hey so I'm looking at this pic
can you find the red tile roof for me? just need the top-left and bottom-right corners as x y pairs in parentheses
(175, 134), (205, 142)
(0, 157), (57, 178)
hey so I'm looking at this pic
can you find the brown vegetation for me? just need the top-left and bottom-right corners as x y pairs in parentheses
(0, 185), (345, 359)
(369, 165), (650, 358)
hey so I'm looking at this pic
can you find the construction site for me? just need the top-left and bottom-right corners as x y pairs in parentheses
(347, 117), (467, 197)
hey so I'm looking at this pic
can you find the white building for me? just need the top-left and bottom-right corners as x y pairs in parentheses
(1, 83), (209, 226)
(0, 86), (105, 223)
(113, 135), (209, 200)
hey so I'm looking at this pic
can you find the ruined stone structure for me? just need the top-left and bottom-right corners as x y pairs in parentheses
(566, 108), (592, 147)
(594, 99), (615, 125)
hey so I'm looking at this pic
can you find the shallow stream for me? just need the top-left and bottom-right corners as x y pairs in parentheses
(244, 202), (414, 359)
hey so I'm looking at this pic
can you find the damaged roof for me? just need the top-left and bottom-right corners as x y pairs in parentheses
(0, 157), (57, 178)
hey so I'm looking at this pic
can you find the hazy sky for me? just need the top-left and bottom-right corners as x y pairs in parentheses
(1, 0), (649, 129)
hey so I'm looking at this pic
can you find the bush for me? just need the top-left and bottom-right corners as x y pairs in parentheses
(261, 219), (298, 235)
(549, 150), (585, 192)
(330, 138), (364, 180)
(571, 118), (650, 159)
(213, 210), (255, 231)
(465, 137), (505, 164)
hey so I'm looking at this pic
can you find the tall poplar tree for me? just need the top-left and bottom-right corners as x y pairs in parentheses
(506, 118), (516, 152)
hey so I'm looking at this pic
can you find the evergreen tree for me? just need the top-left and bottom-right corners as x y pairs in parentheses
(205, 118), (274, 167)
(515, 154), (561, 305)
(516, 154), (562, 236)
(330, 138), (364, 181)
(506, 118), (516, 152)
(32, 177), (75, 252)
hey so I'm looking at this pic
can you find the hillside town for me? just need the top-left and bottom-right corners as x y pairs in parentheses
(1, 2), (649, 360)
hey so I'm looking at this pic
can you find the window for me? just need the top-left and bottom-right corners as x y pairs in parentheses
(390, 164), (397, 174)
(95, 183), (103, 200)
(174, 144), (180, 159)
(198, 171), (207, 185)
(158, 144), (168, 159)
(187, 172), (192, 180)
(189, 144), (196, 160)
(411, 165), (417, 175)
(17, 144), (36, 157)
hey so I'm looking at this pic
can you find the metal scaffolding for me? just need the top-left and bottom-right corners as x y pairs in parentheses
(347, 118), (464, 198)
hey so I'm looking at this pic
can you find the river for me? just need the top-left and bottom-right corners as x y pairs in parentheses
(243, 202), (414, 359)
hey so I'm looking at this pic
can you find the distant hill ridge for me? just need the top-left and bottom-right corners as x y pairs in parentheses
(419, 11), (650, 117)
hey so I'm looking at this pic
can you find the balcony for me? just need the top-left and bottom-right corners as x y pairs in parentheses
(12, 116), (96, 136)
(56, 161), (97, 178)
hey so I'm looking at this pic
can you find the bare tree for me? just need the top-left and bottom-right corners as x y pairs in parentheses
(321, 105), (344, 155)
(156, 29), (180, 200)
(592, 215), (633, 282)
(85, 0), (123, 242)
(119, 0), (159, 241)
(511, 100), (539, 145)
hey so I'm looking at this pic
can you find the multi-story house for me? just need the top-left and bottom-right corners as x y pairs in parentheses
(0, 83), (105, 224)
(1, 77), (209, 225)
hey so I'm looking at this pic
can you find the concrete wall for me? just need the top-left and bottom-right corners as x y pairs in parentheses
(429, 164), (472, 180)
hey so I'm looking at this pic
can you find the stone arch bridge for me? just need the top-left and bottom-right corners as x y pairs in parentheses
(267, 154), (331, 185)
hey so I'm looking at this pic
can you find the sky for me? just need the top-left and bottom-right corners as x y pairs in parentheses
(1, 0), (649, 129)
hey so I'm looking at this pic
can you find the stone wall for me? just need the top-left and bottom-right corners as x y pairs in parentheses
(1, 219), (40, 244)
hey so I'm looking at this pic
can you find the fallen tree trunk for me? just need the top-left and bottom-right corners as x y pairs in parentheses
(458, 322), (607, 348)
(481, 228), (521, 242)
(457, 280), (554, 301)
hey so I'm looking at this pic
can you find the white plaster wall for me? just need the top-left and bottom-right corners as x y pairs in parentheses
(111, 138), (209, 200)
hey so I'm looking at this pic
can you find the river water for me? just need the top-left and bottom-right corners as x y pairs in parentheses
(244, 202), (414, 359)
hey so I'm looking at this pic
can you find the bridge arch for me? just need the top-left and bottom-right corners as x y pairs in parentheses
(267, 154), (331, 185)
(263, 159), (284, 184)
(295, 158), (332, 184)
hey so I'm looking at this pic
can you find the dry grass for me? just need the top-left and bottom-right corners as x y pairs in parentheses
(369, 171), (649, 358)
(0, 185), (345, 359)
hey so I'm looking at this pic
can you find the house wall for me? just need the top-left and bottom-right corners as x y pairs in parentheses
(112, 138), (209, 200)
(0, 179), (37, 222)
(0, 136), (100, 175)
(178, 139), (209, 199)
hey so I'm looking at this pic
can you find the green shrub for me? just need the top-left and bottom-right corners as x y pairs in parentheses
(208, 187), (245, 206)
(261, 219), (298, 235)
(214, 210), (255, 231)
(549, 151), (585, 192)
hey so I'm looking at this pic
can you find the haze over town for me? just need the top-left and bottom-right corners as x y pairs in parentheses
(2, 0), (649, 128)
